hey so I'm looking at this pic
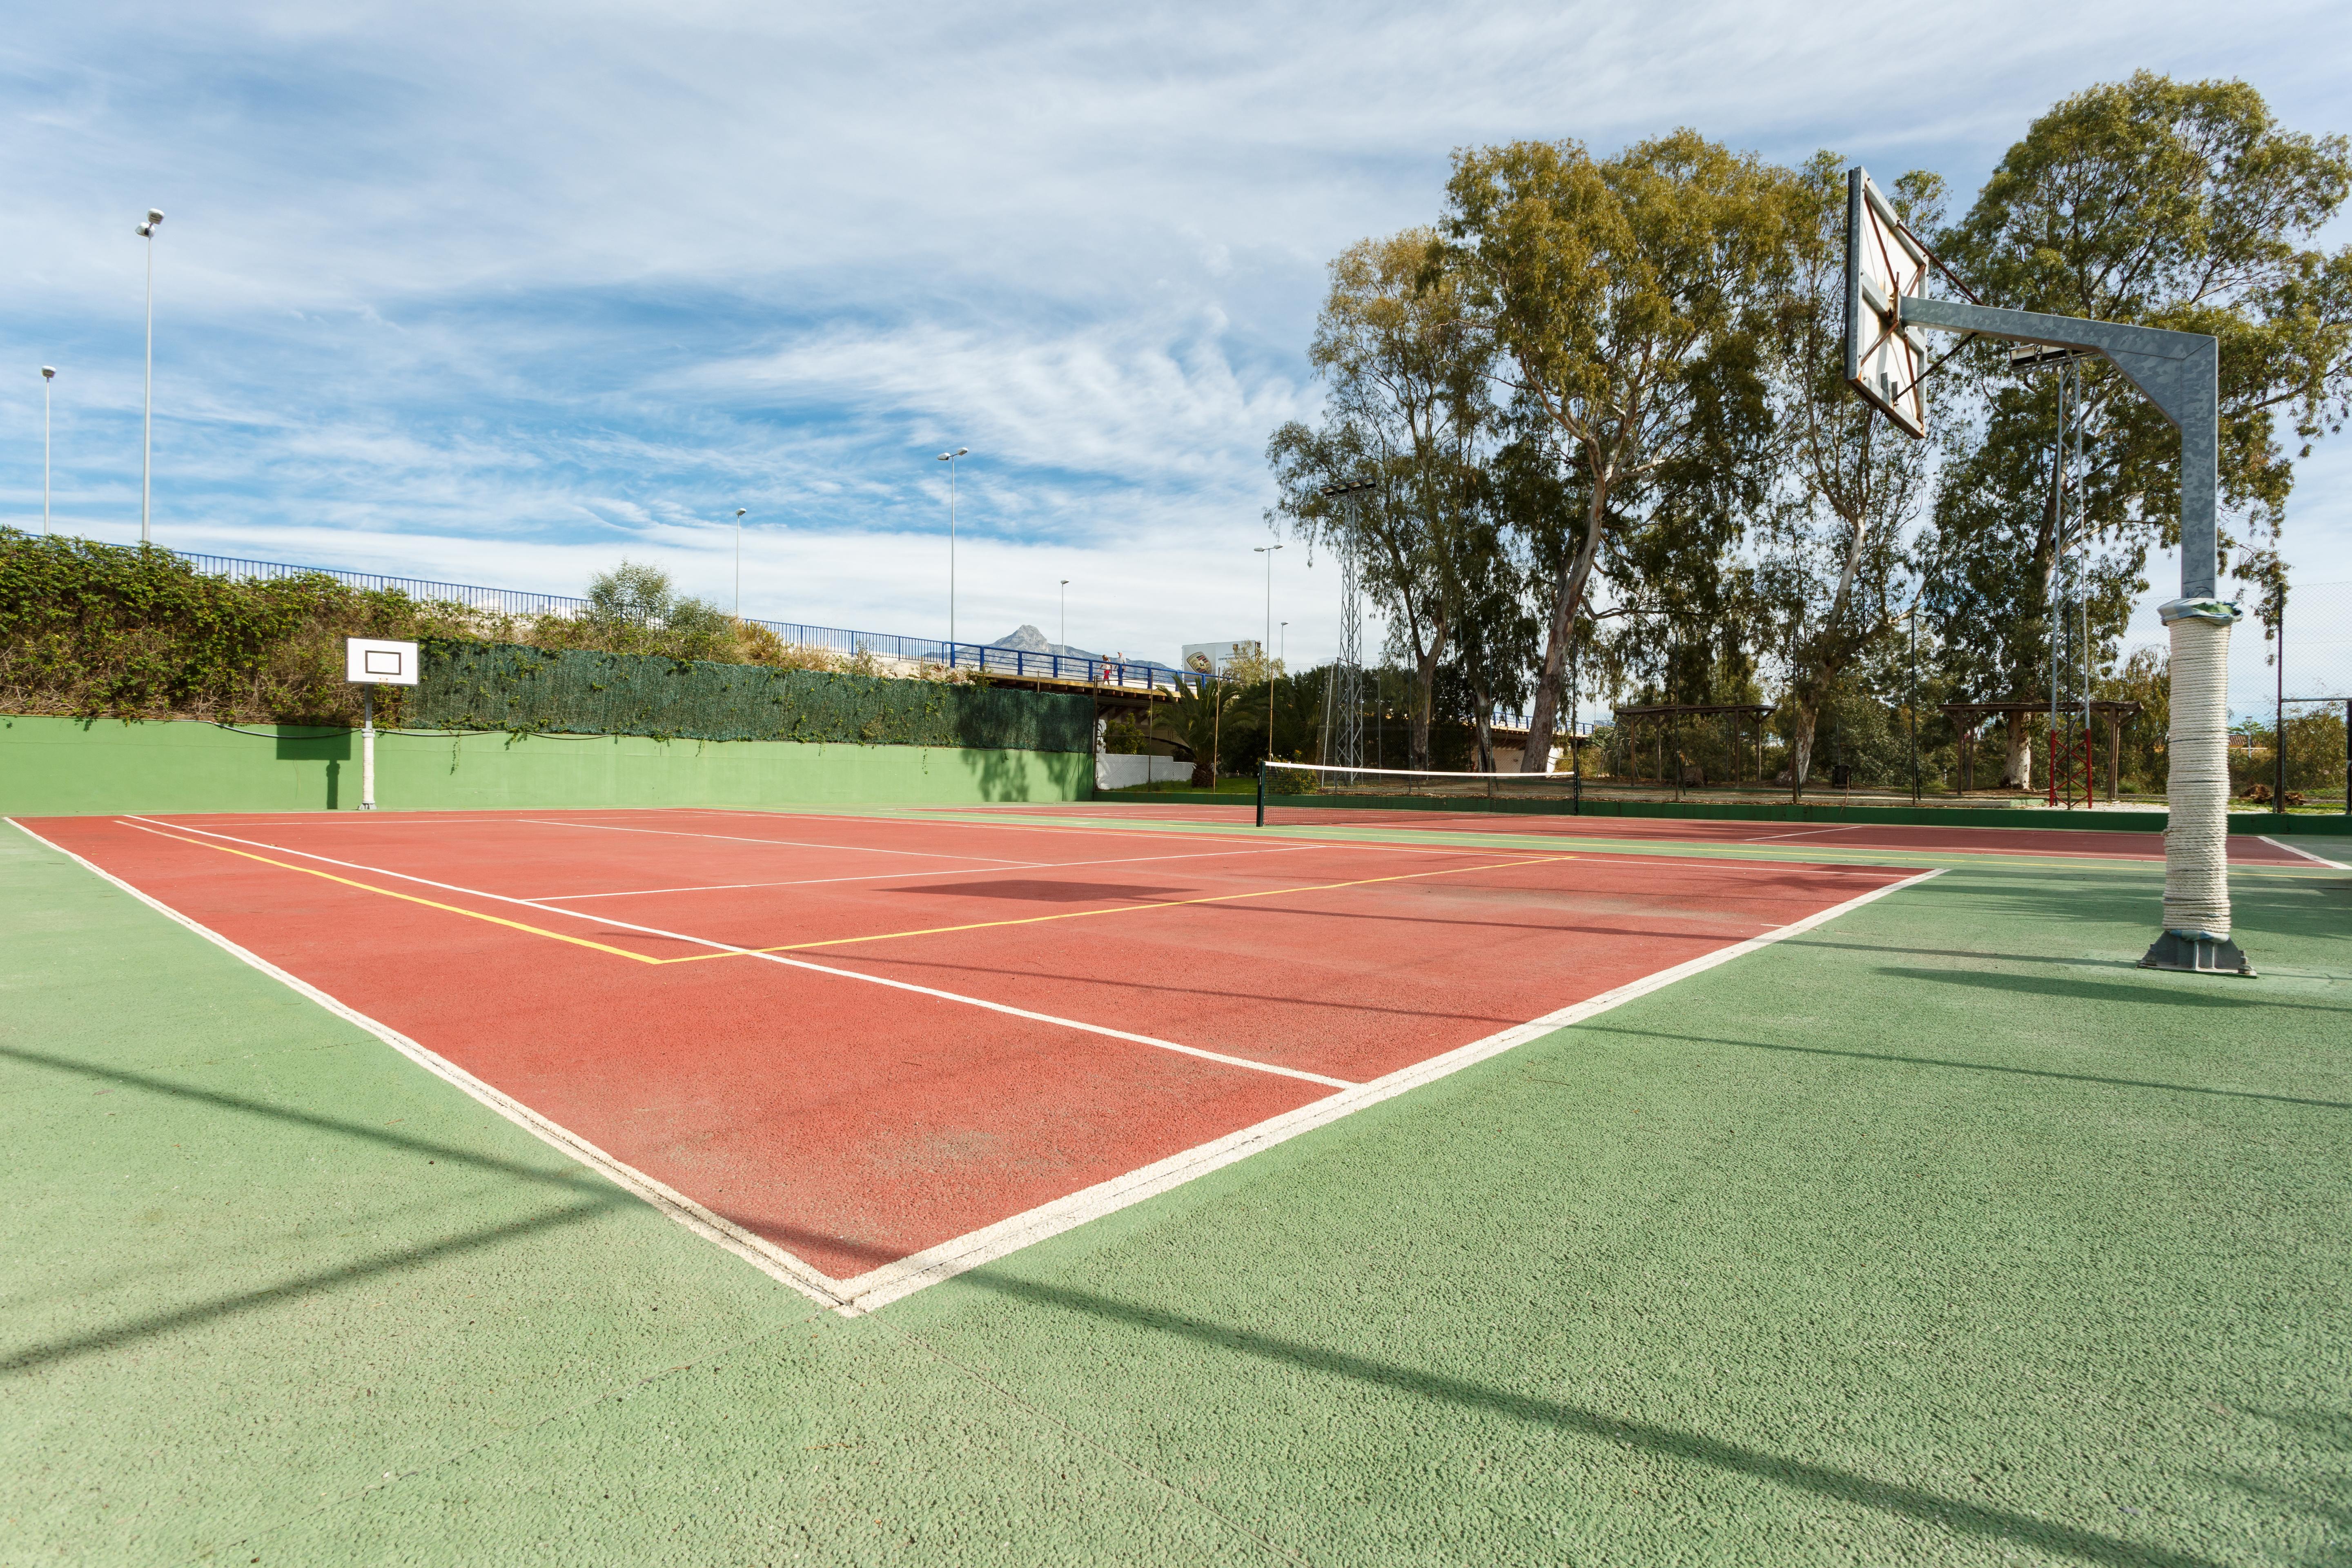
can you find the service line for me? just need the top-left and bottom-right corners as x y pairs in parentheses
(527, 841), (1330, 902)
(114, 817), (1352, 1091)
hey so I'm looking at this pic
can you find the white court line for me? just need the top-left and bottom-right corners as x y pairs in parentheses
(29, 816), (1938, 1316)
(4, 817), (855, 1314)
(2258, 834), (2351, 869)
(528, 842), (1328, 901)
(831, 865), (1946, 1312)
(1744, 825), (1867, 843)
(113, 817), (1352, 1092)
(517, 817), (1042, 865)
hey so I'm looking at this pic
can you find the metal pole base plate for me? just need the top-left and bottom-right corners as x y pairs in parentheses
(2138, 931), (2255, 977)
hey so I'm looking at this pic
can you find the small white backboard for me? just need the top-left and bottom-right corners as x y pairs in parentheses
(1843, 167), (1930, 438)
(345, 637), (420, 686)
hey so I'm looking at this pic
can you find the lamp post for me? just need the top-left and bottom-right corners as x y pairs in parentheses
(1254, 544), (1283, 763)
(134, 209), (163, 543)
(937, 447), (969, 647)
(1060, 578), (1069, 650)
(40, 366), (56, 532)
(733, 508), (748, 621)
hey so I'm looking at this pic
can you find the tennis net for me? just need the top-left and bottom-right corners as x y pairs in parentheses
(1256, 761), (1584, 826)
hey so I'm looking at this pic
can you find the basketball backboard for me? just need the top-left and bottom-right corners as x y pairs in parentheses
(1843, 167), (1929, 438)
(345, 637), (420, 686)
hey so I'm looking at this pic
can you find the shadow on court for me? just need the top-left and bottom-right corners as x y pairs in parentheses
(935, 1271), (2228, 1568)
(0, 1045), (638, 1374)
(1875, 966), (2352, 1013)
(1571, 1026), (2352, 1112)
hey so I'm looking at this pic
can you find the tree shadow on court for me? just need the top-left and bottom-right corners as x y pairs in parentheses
(1782, 938), (2136, 970)
(903, 880), (1195, 903)
(811, 951), (1515, 1029)
(2, 1198), (622, 1374)
(0, 1045), (637, 1374)
(1569, 1025), (2352, 1112)
(933, 1272), (2229, 1568)
(1874, 966), (2352, 1015)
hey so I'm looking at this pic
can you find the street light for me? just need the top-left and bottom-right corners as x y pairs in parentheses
(1254, 544), (1283, 762)
(937, 448), (969, 647)
(1059, 578), (1069, 650)
(134, 209), (163, 543)
(40, 366), (56, 532)
(733, 508), (748, 621)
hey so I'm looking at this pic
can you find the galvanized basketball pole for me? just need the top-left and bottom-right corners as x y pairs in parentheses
(1846, 168), (2250, 976)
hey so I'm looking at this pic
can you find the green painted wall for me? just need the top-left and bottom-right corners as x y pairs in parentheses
(0, 715), (1090, 816)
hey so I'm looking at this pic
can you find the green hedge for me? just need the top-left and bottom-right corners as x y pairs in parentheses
(410, 641), (1094, 751)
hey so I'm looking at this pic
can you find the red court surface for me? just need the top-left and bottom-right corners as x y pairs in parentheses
(19, 807), (1929, 1310)
(976, 800), (2328, 865)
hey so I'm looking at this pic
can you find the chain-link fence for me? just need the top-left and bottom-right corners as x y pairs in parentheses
(2231, 580), (2351, 812)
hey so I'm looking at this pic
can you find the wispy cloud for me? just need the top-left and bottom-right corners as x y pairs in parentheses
(3, 0), (2347, 662)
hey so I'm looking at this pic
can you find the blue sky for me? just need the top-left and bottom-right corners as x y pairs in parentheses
(4, 0), (2348, 703)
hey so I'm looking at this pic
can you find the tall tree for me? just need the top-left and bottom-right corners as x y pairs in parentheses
(1267, 229), (1494, 768)
(1758, 155), (1944, 794)
(1440, 131), (1797, 771)
(1925, 73), (2352, 782)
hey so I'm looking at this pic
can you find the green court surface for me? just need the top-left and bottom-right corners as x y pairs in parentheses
(3, 815), (2347, 1566)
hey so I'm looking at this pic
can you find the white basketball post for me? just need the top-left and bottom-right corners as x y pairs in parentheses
(344, 638), (421, 813)
(1844, 168), (2250, 976)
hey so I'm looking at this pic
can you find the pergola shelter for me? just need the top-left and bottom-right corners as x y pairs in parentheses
(1609, 703), (1775, 800)
(1938, 700), (2145, 801)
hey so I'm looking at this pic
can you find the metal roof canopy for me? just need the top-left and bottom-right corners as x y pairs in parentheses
(1610, 703), (1775, 719)
(1938, 700), (2143, 718)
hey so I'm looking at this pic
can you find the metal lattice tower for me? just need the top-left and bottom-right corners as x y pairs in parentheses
(1330, 536), (1364, 768)
(1315, 480), (1376, 769)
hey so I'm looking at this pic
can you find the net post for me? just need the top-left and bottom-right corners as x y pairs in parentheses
(1255, 761), (1265, 827)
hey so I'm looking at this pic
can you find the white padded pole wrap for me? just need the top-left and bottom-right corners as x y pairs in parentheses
(2160, 601), (2237, 939)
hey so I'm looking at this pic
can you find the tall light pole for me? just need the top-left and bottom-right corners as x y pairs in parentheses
(40, 366), (56, 532)
(1254, 544), (1283, 762)
(135, 209), (163, 544)
(733, 508), (748, 621)
(937, 447), (969, 647)
(1060, 578), (1069, 650)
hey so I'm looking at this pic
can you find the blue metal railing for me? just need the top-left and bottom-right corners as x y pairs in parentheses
(167, 549), (1217, 696)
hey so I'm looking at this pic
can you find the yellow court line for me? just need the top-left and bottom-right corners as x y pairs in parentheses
(658, 853), (1580, 964)
(129, 826), (667, 965)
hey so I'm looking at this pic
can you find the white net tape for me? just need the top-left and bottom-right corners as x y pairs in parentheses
(2162, 608), (2234, 938)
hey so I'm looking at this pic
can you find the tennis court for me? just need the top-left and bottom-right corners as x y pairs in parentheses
(9, 798), (2350, 1566)
(16, 806), (1938, 1310)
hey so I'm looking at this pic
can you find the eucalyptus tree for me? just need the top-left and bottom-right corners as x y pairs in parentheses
(1757, 154), (1945, 795)
(1923, 72), (2352, 782)
(1266, 229), (1496, 769)
(1440, 131), (1799, 770)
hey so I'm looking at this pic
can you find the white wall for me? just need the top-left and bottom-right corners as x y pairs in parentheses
(1096, 753), (1196, 790)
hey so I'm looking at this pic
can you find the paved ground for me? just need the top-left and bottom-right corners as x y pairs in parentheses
(3, 813), (2347, 1566)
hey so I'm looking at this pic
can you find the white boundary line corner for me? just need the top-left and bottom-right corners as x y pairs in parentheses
(829, 865), (1945, 1312)
(4, 816), (856, 1314)
(2257, 834), (2350, 869)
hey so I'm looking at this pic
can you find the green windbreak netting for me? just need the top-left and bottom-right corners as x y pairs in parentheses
(408, 642), (1094, 752)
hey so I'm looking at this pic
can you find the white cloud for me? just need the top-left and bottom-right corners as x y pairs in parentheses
(4, 0), (2349, 673)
